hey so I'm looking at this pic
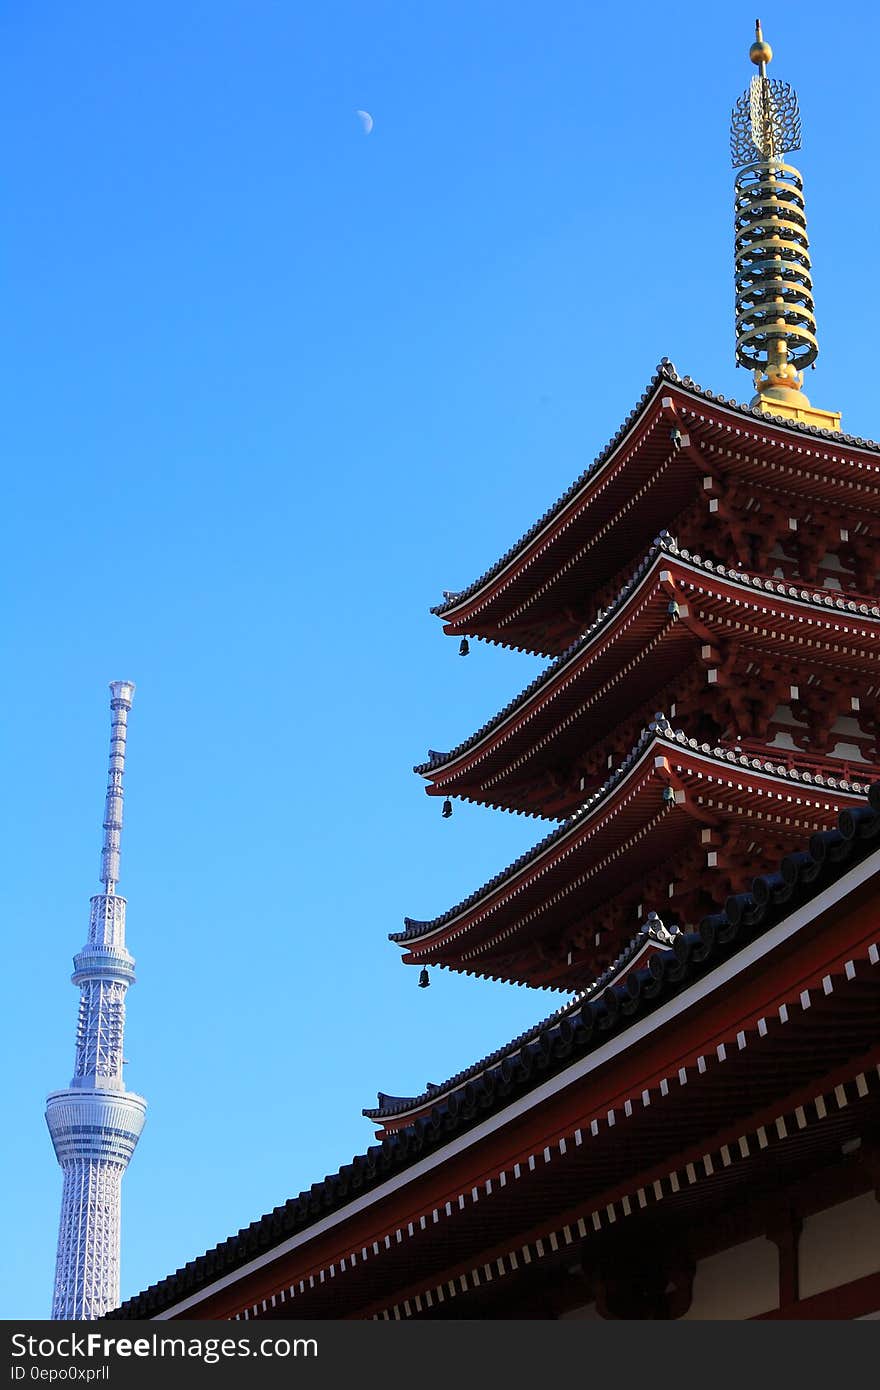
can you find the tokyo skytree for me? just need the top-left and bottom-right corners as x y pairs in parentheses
(45, 681), (147, 1319)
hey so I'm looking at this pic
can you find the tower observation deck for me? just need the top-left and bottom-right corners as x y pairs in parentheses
(45, 682), (146, 1320)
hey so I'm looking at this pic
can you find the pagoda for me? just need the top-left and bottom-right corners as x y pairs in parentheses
(112, 25), (880, 1322)
(402, 19), (879, 993)
(403, 396), (880, 990)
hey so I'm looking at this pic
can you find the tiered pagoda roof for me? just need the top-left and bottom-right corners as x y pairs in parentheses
(418, 535), (880, 818)
(403, 358), (880, 992)
(396, 718), (872, 990)
(433, 364), (880, 656)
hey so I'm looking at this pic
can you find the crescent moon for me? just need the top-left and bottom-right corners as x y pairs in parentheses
(356, 109), (374, 135)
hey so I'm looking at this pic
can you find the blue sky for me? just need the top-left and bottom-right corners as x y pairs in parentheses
(3, 1), (878, 1318)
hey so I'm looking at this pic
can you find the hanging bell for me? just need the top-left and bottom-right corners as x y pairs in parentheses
(418, 967), (430, 989)
(459, 638), (470, 656)
(441, 798), (453, 818)
(670, 426), (683, 451)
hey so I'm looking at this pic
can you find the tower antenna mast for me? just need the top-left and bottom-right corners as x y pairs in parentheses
(45, 681), (147, 1320)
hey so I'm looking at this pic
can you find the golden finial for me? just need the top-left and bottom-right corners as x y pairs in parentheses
(749, 19), (772, 73)
(729, 23), (841, 429)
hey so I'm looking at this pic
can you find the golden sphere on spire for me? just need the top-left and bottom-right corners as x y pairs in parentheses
(750, 17), (772, 66)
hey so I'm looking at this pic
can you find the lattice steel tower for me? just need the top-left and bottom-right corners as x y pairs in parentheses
(46, 681), (147, 1319)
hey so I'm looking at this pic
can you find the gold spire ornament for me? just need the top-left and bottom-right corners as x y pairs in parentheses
(730, 21), (841, 429)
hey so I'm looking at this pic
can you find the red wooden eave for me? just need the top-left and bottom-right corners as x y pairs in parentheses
(397, 729), (870, 988)
(435, 373), (880, 656)
(420, 544), (880, 818)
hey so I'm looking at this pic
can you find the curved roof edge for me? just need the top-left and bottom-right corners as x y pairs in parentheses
(395, 719), (874, 947)
(431, 362), (880, 625)
(365, 914), (681, 1121)
(416, 537), (880, 783)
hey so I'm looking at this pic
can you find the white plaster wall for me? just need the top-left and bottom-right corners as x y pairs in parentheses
(682, 1237), (778, 1320)
(829, 743), (869, 763)
(819, 552), (846, 574)
(799, 1192), (880, 1300)
(768, 731), (799, 750)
